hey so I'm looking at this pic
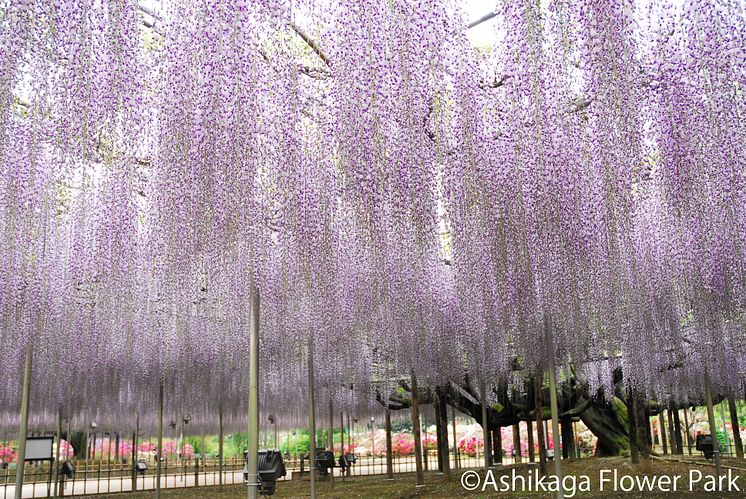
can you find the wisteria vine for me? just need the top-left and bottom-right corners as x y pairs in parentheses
(0, 0), (744, 432)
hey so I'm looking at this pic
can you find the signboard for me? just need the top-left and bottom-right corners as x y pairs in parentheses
(25, 437), (54, 461)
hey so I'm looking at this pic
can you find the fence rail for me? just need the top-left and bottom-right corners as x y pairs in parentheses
(0, 449), (498, 498)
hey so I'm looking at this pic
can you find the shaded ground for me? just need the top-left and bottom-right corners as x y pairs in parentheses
(79, 457), (745, 498)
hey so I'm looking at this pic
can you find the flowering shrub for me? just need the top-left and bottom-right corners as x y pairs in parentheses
(0, 446), (16, 464)
(458, 435), (483, 457)
(393, 434), (414, 456)
(422, 434), (437, 451)
(138, 442), (157, 453)
(181, 444), (195, 458)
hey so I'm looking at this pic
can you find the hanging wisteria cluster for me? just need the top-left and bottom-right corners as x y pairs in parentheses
(0, 0), (744, 432)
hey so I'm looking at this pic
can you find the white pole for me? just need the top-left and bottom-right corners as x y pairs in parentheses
(247, 287), (260, 499)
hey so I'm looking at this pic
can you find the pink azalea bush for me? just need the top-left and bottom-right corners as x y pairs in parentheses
(138, 442), (156, 453)
(458, 435), (483, 457)
(181, 444), (195, 458)
(0, 446), (17, 464)
(393, 434), (414, 456)
(421, 434), (437, 451)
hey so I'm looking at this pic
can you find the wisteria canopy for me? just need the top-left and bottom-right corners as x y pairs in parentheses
(0, 0), (744, 433)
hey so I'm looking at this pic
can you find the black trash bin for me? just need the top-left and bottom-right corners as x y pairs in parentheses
(695, 434), (714, 459)
(243, 450), (286, 495)
(315, 450), (335, 476)
(61, 460), (75, 478)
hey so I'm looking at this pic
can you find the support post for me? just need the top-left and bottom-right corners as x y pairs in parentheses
(534, 370), (547, 476)
(156, 379), (164, 499)
(385, 407), (393, 479)
(411, 371), (424, 486)
(131, 416), (138, 491)
(527, 420), (535, 462)
(247, 287), (260, 499)
(512, 424), (521, 463)
(479, 380), (492, 470)
(219, 404), (224, 488)
(666, 407), (677, 454)
(671, 405), (683, 455)
(437, 390), (450, 481)
(728, 397), (744, 458)
(328, 397), (334, 488)
(492, 427), (502, 465)
(434, 402), (443, 472)
(14, 349), (33, 499)
(545, 325), (563, 499)
(422, 414), (428, 472)
(61, 416), (71, 497)
(704, 370), (722, 477)
(451, 406), (460, 469)
(53, 407), (62, 498)
(201, 431), (206, 470)
(683, 408), (692, 455)
(627, 388), (639, 464)
(560, 417), (574, 459)
(535, 372), (547, 476)
(659, 411), (668, 455)
(307, 333), (317, 499)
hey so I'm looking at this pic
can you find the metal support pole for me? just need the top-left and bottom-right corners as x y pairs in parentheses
(705, 369), (723, 476)
(156, 380), (164, 499)
(728, 397), (744, 458)
(546, 326), (563, 499)
(704, 371), (722, 476)
(14, 349), (33, 499)
(219, 404), (224, 488)
(479, 380), (491, 470)
(62, 416), (71, 497)
(132, 416), (138, 491)
(247, 287), (260, 499)
(307, 333), (317, 499)
(385, 407), (393, 479)
(340, 411), (345, 457)
(683, 408), (693, 455)
(201, 430), (206, 482)
(411, 371), (424, 486)
(328, 397), (334, 488)
(53, 408), (62, 498)
(451, 406), (459, 469)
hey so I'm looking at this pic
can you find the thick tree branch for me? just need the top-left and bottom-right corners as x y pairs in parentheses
(290, 22), (331, 69)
